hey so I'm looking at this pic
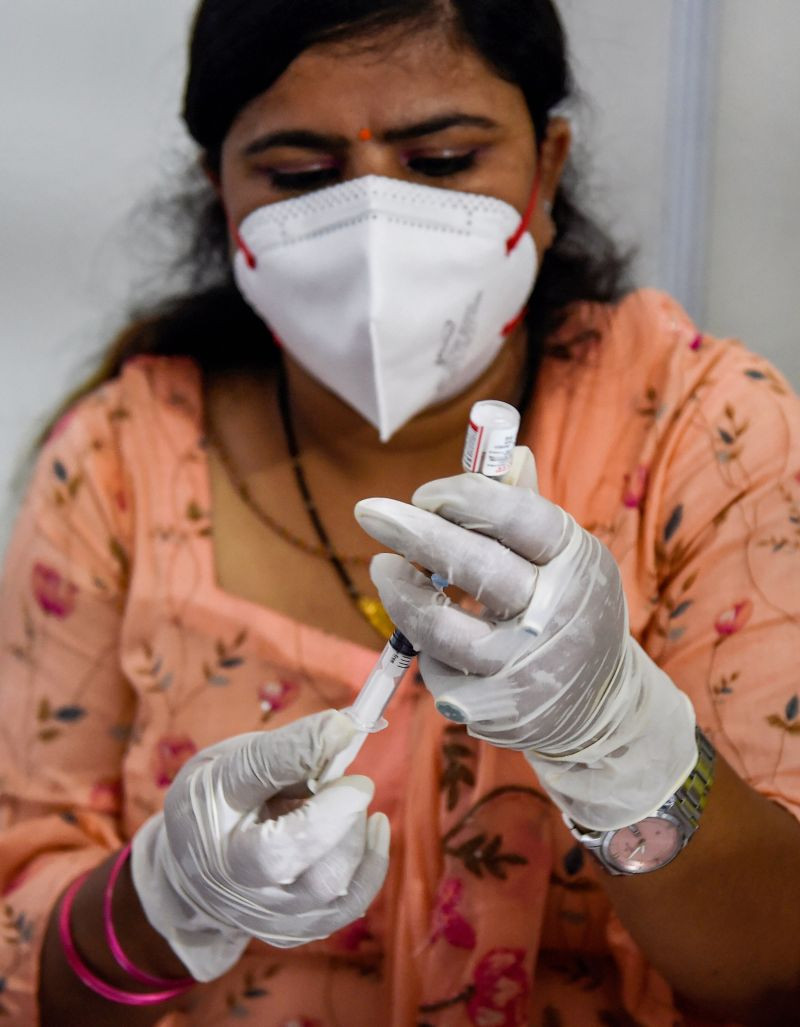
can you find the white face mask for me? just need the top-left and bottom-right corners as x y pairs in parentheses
(233, 175), (539, 441)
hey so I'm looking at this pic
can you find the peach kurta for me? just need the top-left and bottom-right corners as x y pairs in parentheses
(1, 290), (799, 1026)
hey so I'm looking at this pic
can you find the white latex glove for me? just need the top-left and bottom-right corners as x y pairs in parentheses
(131, 710), (390, 982)
(355, 473), (697, 831)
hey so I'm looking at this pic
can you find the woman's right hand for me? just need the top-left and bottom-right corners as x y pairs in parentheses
(130, 710), (390, 982)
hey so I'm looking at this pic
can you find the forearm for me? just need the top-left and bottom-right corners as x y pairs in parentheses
(604, 754), (800, 1025)
(39, 850), (194, 1026)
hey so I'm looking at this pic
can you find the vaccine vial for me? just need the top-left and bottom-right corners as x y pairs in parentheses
(461, 400), (521, 478)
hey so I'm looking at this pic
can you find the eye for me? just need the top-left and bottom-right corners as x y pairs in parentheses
(266, 165), (341, 192)
(405, 150), (479, 178)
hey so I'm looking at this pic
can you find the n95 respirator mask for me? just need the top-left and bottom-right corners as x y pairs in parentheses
(233, 175), (539, 441)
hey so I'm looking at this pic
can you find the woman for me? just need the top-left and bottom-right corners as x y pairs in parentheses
(1, 1), (799, 1024)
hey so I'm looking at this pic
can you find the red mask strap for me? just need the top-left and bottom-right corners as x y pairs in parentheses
(505, 170), (542, 255)
(501, 305), (528, 339)
(228, 214), (258, 270)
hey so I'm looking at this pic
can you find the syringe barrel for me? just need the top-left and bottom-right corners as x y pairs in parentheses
(349, 632), (416, 730)
(462, 400), (521, 478)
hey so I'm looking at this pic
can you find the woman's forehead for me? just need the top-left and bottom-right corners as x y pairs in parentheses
(226, 28), (526, 141)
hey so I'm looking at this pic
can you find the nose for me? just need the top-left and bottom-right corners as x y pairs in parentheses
(343, 140), (410, 183)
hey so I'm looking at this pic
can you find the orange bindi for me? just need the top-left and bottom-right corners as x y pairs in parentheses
(357, 128), (373, 142)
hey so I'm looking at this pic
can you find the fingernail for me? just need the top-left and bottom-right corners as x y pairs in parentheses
(367, 811), (391, 858)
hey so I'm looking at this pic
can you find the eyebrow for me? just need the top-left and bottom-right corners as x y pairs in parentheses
(242, 113), (500, 156)
(385, 112), (499, 143)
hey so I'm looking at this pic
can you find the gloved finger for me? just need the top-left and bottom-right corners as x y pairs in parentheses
(225, 815), (368, 917)
(412, 473), (572, 564)
(287, 814), (368, 911)
(369, 554), (515, 675)
(304, 810), (390, 932)
(219, 709), (359, 811)
(356, 498), (536, 618)
(258, 811), (391, 948)
(227, 775), (374, 887)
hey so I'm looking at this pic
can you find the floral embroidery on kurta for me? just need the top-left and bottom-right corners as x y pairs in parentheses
(2, 291), (799, 1026)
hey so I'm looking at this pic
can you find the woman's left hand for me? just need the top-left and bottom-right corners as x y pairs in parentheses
(356, 472), (696, 830)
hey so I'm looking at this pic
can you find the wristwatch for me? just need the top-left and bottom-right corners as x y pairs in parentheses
(564, 728), (715, 875)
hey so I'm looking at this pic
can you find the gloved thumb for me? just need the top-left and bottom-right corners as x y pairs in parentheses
(217, 710), (360, 812)
(228, 774), (375, 886)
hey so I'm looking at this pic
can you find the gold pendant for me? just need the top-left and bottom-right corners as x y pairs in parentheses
(356, 595), (396, 641)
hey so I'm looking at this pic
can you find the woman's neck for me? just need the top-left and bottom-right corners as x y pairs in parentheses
(282, 325), (529, 478)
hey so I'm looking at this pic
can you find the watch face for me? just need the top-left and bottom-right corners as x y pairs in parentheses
(603, 816), (683, 873)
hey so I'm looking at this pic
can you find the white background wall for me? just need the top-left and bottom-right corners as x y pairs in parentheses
(555, 0), (675, 291)
(1, 1), (799, 542)
(0, 0), (198, 535)
(705, 1), (800, 372)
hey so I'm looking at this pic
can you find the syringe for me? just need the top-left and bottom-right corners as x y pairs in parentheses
(312, 400), (524, 788)
(312, 629), (417, 786)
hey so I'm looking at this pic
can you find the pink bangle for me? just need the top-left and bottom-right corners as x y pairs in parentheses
(104, 843), (193, 988)
(59, 870), (193, 1006)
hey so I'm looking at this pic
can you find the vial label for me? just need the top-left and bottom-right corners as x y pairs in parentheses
(462, 419), (484, 473)
(462, 422), (515, 477)
(483, 428), (516, 476)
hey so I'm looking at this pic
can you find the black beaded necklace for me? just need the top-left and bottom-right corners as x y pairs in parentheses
(208, 364), (395, 642)
(276, 365), (395, 640)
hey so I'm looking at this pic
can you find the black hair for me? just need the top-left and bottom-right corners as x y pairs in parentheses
(50, 0), (632, 426)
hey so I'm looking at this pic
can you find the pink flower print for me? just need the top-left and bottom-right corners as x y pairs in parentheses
(431, 877), (476, 949)
(90, 778), (122, 813)
(622, 465), (649, 509)
(32, 563), (78, 618)
(334, 915), (373, 951)
(258, 678), (299, 717)
(714, 599), (753, 637)
(467, 948), (529, 1027)
(153, 736), (197, 788)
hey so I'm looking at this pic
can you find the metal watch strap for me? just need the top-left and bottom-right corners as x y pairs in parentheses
(566, 727), (716, 872)
(666, 727), (716, 832)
